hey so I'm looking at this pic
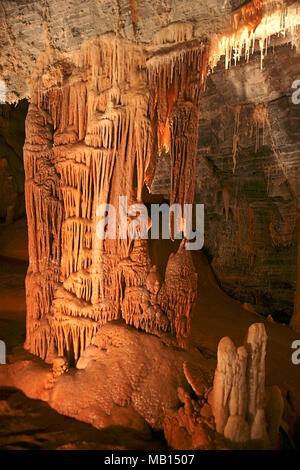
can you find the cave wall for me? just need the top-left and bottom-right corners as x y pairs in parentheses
(152, 43), (300, 320)
(198, 44), (300, 321)
(0, 0), (298, 359)
(0, 101), (28, 222)
(0, 0), (272, 103)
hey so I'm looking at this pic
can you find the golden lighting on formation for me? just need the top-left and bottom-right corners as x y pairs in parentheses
(158, 82), (177, 154)
(157, 1), (300, 156)
(209, 1), (300, 70)
(158, 117), (171, 154)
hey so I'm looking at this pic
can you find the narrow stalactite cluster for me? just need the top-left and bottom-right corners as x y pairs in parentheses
(24, 33), (206, 361)
(147, 41), (208, 209)
(291, 213), (300, 333)
(209, 0), (300, 70)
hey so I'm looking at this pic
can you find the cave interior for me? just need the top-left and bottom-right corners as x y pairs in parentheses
(0, 0), (299, 451)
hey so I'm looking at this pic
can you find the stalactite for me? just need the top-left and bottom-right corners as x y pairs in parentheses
(153, 22), (194, 46)
(209, 1), (300, 71)
(252, 103), (268, 152)
(24, 31), (208, 362)
(147, 44), (209, 209)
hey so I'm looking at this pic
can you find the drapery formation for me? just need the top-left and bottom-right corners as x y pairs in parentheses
(24, 33), (208, 361)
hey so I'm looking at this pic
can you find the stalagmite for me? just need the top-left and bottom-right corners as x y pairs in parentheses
(223, 416), (250, 444)
(245, 323), (267, 425)
(210, 323), (283, 449)
(147, 39), (209, 209)
(24, 31), (208, 362)
(158, 239), (198, 340)
(210, 336), (239, 434)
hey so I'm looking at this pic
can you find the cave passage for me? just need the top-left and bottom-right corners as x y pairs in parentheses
(0, 0), (299, 453)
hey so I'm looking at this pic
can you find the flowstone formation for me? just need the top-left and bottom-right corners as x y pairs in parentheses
(21, 0), (300, 363)
(24, 31), (207, 361)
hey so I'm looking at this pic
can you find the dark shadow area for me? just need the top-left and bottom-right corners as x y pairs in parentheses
(0, 100), (28, 224)
(0, 387), (167, 450)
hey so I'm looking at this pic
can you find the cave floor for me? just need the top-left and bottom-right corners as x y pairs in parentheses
(190, 251), (300, 413)
(0, 386), (166, 450)
(0, 220), (300, 448)
(0, 257), (165, 449)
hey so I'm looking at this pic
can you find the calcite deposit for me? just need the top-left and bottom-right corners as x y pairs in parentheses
(19, 0), (300, 364)
(23, 28), (208, 361)
(210, 323), (272, 446)
(0, 0), (299, 452)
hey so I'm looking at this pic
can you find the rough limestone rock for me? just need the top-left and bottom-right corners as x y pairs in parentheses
(0, 321), (199, 434)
